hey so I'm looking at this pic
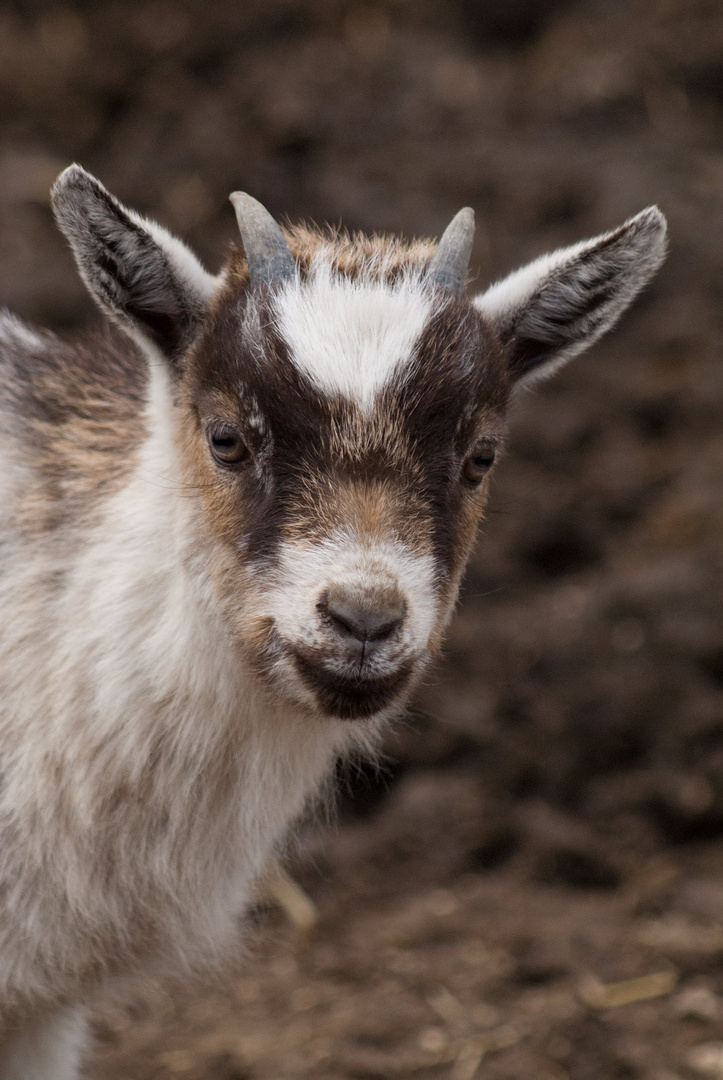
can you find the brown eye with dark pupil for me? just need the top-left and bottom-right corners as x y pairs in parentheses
(208, 424), (250, 467)
(463, 444), (496, 485)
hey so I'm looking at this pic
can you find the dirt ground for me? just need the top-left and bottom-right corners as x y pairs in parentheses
(2, 0), (723, 1077)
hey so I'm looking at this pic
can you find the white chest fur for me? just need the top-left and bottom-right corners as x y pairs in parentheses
(0, 368), (371, 1006)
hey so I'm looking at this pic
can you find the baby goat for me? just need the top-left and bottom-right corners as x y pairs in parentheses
(0, 165), (666, 1078)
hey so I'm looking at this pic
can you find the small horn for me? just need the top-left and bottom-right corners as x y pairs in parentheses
(229, 192), (296, 288)
(426, 207), (475, 294)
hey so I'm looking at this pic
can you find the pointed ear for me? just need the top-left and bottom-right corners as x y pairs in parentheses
(473, 207), (667, 388)
(51, 165), (218, 363)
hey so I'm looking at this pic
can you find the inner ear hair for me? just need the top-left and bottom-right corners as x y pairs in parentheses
(51, 164), (217, 364)
(474, 206), (667, 387)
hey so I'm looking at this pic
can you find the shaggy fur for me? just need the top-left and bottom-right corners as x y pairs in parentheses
(0, 165), (666, 1078)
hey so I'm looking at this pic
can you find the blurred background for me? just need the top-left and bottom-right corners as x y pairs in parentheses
(2, 0), (723, 1077)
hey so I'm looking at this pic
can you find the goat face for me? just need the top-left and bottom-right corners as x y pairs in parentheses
(182, 278), (510, 720)
(51, 167), (667, 722)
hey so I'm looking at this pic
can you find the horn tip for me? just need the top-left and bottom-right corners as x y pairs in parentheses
(229, 190), (296, 287)
(229, 191), (255, 211)
(450, 206), (475, 235)
(436, 206), (475, 244)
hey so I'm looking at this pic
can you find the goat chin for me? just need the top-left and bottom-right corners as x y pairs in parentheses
(0, 167), (666, 1077)
(291, 649), (417, 721)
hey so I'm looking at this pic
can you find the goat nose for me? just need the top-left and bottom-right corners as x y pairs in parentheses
(322, 588), (406, 644)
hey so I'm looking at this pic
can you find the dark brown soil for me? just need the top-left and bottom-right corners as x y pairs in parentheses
(2, 1), (723, 1077)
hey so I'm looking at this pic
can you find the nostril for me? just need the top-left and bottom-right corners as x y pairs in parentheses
(366, 611), (404, 642)
(321, 590), (406, 644)
(325, 601), (362, 641)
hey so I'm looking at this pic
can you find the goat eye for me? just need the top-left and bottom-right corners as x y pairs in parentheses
(463, 442), (496, 485)
(207, 423), (250, 467)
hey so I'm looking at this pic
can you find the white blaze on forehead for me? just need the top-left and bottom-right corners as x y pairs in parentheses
(272, 265), (434, 409)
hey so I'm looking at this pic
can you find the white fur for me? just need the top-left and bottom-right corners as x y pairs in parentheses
(129, 210), (220, 307)
(0, 365), (370, 1074)
(252, 529), (439, 712)
(0, 310), (45, 354)
(266, 530), (438, 652)
(272, 261), (434, 409)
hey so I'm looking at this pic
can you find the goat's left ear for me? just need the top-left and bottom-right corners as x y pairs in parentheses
(51, 164), (218, 364)
(473, 207), (667, 388)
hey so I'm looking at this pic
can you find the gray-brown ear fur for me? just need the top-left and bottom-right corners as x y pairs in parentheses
(51, 165), (217, 363)
(473, 207), (667, 387)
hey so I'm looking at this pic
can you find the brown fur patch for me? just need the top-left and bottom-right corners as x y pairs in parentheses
(225, 222), (438, 289)
(0, 322), (146, 537)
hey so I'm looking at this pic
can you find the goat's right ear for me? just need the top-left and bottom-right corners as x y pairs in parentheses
(473, 207), (667, 389)
(51, 165), (217, 364)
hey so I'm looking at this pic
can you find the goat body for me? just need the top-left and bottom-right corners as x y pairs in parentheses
(0, 167), (666, 1078)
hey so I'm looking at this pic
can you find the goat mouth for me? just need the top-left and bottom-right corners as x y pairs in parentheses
(291, 650), (414, 720)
